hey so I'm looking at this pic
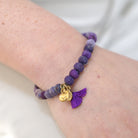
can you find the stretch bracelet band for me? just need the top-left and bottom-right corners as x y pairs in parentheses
(34, 32), (97, 108)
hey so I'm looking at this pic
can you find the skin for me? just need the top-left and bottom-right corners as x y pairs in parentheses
(0, 0), (138, 137)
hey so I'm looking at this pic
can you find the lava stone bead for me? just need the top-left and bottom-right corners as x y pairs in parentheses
(44, 90), (53, 98)
(82, 50), (91, 59)
(79, 56), (88, 64)
(69, 69), (79, 79)
(64, 75), (74, 85)
(88, 32), (97, 42)
(39, 91), (47, 99)
(55, 84), (61, 94)
(83, 32), (97, 42)
(84, 39), (95, 52)
(34, 88), (41, 95)
(84, 45), (93, 53)
(86, 39), (95, 47)
(84, 44), (94, 52)
(49, 86), (57, 97)
(74, 62), (84, 73)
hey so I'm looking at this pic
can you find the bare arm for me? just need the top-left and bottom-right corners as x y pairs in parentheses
(0, 0), (138, 137)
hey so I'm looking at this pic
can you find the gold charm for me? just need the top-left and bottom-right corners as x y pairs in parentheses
(59, 84), (72, 102)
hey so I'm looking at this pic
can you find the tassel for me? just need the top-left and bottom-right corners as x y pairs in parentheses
(71, 88), (87, 108)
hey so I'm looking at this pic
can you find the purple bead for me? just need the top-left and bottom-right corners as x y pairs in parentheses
(74, 62), (84, 73)
(88, 32), (97, 42)
(34, 88), (41, 95)
(55, 84), (61, 94)
(86, 39), (95, 47)
(82, 50), (91, 59)
(82, 32), (97, 42)
(69, 69), (79, 79)
(35, 89), (41, 97)
(64, 75), (74, 85)
(44, 90), (53, 98)
(79, 56), (88, 64)
(39, 91), (47, 99)
(84, 44), (94, 52)
(49, 86), (57, 97)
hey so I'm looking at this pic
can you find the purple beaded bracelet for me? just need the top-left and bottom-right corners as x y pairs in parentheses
(34, 32), (97, 108)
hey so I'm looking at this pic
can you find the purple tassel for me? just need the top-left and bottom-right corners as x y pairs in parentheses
(71, 88), (87, 108)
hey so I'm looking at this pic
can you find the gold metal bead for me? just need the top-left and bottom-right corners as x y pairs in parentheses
(59, 84), (72, 102)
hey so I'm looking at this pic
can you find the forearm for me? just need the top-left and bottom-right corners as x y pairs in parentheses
(0, 0), (86, 90)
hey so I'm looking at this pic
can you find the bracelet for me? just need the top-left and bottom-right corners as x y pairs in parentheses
(34, 32), (97, 108)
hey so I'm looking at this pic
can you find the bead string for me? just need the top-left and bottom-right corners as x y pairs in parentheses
(34, 32), (97, 108)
